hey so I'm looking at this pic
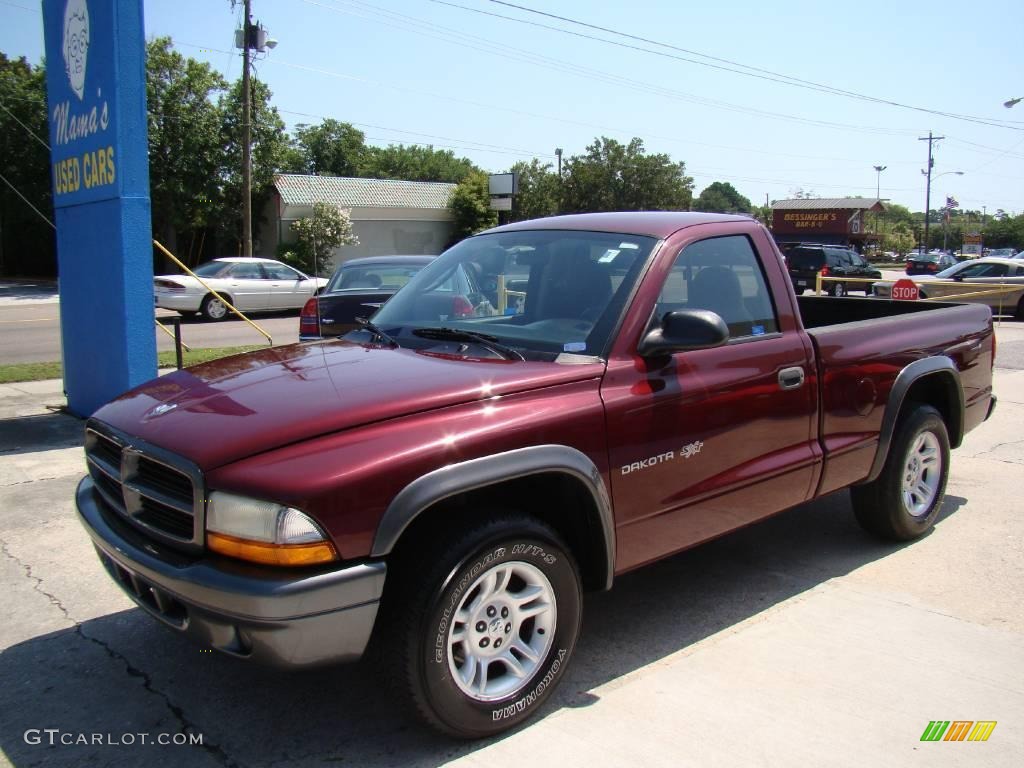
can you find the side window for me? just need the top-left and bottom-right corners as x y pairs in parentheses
(263, 263), (303, 280)
(226, 263), (264, 279)
(655, 235), (779, 338)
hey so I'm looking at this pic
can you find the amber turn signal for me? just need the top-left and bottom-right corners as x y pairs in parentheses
(207, 531), (338, 567)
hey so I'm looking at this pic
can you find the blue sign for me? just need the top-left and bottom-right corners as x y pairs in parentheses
(44, 0), (148, 208)
(42, 0), (155, 416)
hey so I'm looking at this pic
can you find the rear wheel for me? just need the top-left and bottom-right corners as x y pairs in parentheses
(1016, 296), (1024, 321)
(200, 293), (229, 321)
(851, 404), (950, 540)
(830, 282), (847, 297)
(384, 515), (582, 738)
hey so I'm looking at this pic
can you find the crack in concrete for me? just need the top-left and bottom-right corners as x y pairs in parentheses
(0, 537), (242, 768)
(1, 476), (61, 487)
(967, 439), (1024, 464)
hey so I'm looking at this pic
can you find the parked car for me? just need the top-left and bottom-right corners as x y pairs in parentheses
(77, 212), (996, 737)
(300, 256), (436, 340)
(785, 243), (881, 296)
(905, 251), (957, 275)
(155, 257), (327, 320)
(874, 257), (1024, 318)
(989, 248), (1017, 258)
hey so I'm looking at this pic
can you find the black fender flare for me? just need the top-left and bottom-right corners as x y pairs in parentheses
(863, 356), (964, 483)
(371, 445), (615, 590)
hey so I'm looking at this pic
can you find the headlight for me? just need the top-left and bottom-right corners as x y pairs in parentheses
(206, 491), (338, 567)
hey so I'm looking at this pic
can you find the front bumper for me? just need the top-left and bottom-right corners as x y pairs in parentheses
(76, 476), (385, 668)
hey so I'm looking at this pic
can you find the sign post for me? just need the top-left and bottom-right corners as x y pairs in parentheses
(42, 0), (155, 416)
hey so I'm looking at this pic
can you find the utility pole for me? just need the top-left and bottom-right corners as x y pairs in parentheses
(241, 0), (253, 258)
(918, 132), (943, 254)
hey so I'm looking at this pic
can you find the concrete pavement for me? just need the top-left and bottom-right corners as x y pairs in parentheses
(1, 327), (1022, 767)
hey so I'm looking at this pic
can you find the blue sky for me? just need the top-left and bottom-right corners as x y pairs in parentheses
(3, 0), (1022, 214)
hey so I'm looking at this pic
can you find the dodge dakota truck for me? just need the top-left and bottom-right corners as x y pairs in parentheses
(76, 212), (996, 737)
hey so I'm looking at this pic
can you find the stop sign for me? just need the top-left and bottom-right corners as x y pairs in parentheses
(891, 279), (920, 301)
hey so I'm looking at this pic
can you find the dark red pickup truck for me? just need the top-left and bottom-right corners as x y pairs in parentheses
(76, 212), (996, 737)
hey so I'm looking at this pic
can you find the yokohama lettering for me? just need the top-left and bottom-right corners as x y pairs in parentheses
(492, 649), (567, 721)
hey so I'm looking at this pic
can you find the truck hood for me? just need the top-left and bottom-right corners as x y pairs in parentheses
(93, 340), (605, 469)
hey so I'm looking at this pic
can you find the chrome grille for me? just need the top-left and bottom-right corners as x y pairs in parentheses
(84, 423), (203, 550)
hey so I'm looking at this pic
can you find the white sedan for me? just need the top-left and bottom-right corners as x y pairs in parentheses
(154, 258), (328, 321)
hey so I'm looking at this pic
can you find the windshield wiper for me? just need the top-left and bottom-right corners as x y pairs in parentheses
(355, 317), (400, 348)
(411, 327), (525, 361)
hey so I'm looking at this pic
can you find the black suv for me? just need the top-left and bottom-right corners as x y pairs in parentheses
(785, 244), (882, 297)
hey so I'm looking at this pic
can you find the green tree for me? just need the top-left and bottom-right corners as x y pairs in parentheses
(146, 38), (227, 263)
(983, 212), (1024, 249)
(561, 137), (693, 213)
(285, 202), (358, 275)
(509, 159), (560, 221)
(0, 54), (53, 276)
(217, 76), (291, 253)
(449, 170), (496, 242)
(291, 119), (367, 177)
(362, 144), (477, 183)
(694, 181), (752, 214)
(883, 223), (916, 256)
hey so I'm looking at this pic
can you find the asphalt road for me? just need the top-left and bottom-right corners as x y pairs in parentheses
(0, 304), (301, 364)
(0, 326), (1022, 767)
(3, 270), (1019, 366)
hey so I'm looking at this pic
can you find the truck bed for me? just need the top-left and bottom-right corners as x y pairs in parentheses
(795, 295), (994, 497)
(796, 294), (961, 328)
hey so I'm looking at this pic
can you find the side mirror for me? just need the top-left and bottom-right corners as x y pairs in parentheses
(637, 309), (730, 357)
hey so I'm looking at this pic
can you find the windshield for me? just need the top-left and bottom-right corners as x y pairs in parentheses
(369, 230), (658, 360)
(935, 263), (962, 278)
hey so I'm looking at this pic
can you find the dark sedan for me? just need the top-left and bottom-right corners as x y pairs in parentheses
(300, 256), (436, 340)
(906, 252), (957, 275)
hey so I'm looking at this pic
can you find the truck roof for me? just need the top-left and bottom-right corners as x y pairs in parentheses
(483, 211), (753, 239)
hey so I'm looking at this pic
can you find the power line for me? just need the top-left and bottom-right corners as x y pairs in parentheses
(0, 171), (55, 229)
(471, 0), (1024, 132)
(0, 102), (50, 150)
(280, 108), (550, 157)
(313, 0), (915, 138)
(182, 42), (922, 170)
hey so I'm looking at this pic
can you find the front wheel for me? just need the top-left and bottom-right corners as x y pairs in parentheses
(1016, 296), (1024, 321)
(386, 516), (581, 738)
(851, 404), (950, 540)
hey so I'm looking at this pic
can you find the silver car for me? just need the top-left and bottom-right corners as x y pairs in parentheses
(873, 257), (1024, 318)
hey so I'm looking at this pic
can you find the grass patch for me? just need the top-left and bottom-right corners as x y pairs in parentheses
(158, 345), (265, 368)
(0, 361), (63, 384)
(0, 345), (267, 384)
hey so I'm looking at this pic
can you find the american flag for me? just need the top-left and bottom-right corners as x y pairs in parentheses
(945, 196), (959, 209)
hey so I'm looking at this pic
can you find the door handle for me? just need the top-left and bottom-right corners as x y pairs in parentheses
(778, 366), (805, 390)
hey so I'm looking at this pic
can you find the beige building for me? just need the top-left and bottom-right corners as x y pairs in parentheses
(259, 174), (457, 267)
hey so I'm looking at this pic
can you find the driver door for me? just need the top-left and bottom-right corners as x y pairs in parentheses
(602, 233), (819, 572)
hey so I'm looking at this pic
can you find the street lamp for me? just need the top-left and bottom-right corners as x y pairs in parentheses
(921, 169), (963, 253)
(1004, 97), (1022, 109)
(872, 165), (886, 200)
(555, 147), (563, 214)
